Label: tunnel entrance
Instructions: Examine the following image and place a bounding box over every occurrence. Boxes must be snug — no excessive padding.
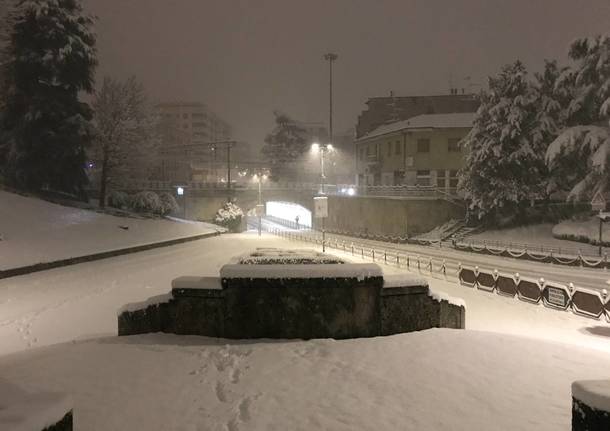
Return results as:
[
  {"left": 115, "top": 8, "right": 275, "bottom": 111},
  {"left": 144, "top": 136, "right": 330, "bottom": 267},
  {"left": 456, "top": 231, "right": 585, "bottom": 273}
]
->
[{"left": 264, "top": 201, "right": 312, "bottom": 229}]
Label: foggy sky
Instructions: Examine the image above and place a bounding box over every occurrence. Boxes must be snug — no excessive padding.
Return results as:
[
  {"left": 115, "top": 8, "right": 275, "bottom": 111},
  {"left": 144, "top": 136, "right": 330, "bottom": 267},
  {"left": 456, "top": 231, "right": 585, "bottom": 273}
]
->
[{"left": 84, "top": 0, "right": 610, "bottom": 150}]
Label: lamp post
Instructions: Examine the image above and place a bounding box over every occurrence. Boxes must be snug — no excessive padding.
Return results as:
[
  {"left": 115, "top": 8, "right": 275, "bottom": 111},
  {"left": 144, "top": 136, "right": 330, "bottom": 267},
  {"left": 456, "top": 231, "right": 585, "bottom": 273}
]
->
[
  {"left": 323, "top": 52, "right": 338, "bottom": 151},
  {"left": 311, "top": 142, "right": 334, "bottom": 194},
  {"left": 254, "top": 172, "right": 267, "bottom": 236}
]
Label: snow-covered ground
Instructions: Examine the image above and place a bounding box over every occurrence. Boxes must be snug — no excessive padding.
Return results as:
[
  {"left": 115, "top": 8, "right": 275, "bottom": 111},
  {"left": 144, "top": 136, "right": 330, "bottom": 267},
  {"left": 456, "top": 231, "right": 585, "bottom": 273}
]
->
[
  {"left": 469, "top": 222, "right": 610, "bottom": 255},
  {"left": 1, "top": 232, "right": 609, "bottom": 430},
  {"left": 0, "top": 190, "right": 223, "bottom": 270},
  {"left": 554, "top": 216, "right": 610, "bottom": 245}
]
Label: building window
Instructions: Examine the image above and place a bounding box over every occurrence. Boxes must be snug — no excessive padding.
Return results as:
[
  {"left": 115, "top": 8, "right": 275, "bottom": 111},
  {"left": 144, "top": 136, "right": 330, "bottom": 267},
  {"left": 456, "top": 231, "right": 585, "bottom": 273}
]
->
[
  {"left": 449, "top": 170, "right": 459, "bottom": 188},
  {"left": 395, "top": 141, "right": 402, "bottom": 155},
  {"left": 366, "top": 145, "right": 374, "bottom": 156},
  {"left": 448, "top": 138, "right": 461, "bottom": 152},
  {"left": 416, "top": 169, "right": 431, "bottom": 186},
  {"left": 183, "top": 113, "right": 188, "bottom": 119},
  {"left": 437, "top": 170, "right": 446, "bottom": 188},
  {"left": 360, "top": 147, "right": 365, "bottom": 160},
  {"left": 387, "top": 142, "right": 392, "bottom": 157},
  {"left": 417, "top": 139, "right": 430, "bottom": 153}
]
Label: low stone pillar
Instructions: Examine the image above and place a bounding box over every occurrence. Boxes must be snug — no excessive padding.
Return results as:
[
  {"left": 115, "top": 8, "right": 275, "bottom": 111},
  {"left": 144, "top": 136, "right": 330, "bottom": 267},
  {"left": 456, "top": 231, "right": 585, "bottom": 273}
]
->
[{"left": 572, "top": 380, "right": 610, "bottom": 430}]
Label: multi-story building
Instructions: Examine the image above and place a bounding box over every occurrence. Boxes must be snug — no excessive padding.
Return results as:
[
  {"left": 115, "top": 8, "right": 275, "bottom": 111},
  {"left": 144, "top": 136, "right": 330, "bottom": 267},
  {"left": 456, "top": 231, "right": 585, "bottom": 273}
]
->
[
  {"left": 354, "top": 112, "right": 475, "bottom": 189},
  {"left": 154, "top": 102, "right": 233, "bottom": 183}
]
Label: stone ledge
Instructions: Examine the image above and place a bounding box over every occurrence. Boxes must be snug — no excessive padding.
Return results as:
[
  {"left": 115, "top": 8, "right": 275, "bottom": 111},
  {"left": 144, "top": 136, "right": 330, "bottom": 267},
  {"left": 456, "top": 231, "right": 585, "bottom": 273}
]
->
[
  {"left": 572, "top": 380, "right": 610, "bottom": 430},
  {"left": 119, "top": 274, "right": 466, "bottom": 339}
]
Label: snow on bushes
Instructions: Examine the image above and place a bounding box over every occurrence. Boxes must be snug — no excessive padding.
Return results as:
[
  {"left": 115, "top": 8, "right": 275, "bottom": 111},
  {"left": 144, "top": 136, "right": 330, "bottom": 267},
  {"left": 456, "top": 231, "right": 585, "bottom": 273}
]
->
[
  {"left": 130, "top": 191, "right": 162, "bottom": 214},
  {"left": 214, "top": 201, "right": 244, "bottom": 231},
  {"left": 107, "top": 191, "right": 130, "bottom": 209},
  {"left": 158, "top": 192, "right": 179, "bottom": 216}
]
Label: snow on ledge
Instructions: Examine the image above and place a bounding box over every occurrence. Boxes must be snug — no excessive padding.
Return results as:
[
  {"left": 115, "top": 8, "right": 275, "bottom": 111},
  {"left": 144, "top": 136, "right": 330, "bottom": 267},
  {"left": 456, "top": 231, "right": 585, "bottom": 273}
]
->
[
  {"left": 0, "top": 378, "right": 72, "bottom": 431},
  {"left": 220, "top": 263, "right": 382, "bottom": 280},
  {"left": 572, "top": 380, "right": 610, "bottom": 412},
  {"left": 117, "top": 292, "right": 173, "bottom": 315},
  {"left": 171, "top": 276, "right": 222, "bottom": 290},
  {"left": 428, "top": 289, "right": 466, "bottom": 308},
  {"left": 383, "top": 274, "right": 429, "bottom": 288}
]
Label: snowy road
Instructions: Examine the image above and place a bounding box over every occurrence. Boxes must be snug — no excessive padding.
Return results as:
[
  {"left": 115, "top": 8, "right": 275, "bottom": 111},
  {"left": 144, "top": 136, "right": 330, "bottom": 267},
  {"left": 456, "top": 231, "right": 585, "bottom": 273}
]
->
[
  {"left": 263, "top": 223, "right": 610, "bottom": 291},
  {"left": 1, "top": 232, "right": 609, "bottom": 357}
]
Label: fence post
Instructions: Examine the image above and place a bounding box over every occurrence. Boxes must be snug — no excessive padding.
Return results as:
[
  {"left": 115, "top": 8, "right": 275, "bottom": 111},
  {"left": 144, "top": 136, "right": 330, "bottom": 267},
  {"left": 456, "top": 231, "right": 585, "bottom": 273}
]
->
[
  {"left": 417, "top": 256, "right": 421, "bottom": 271},
  {"left": 384, "top": 251, "right": 387, "bottom": 263},
  {"left": 372, "top": 250, "right": 375, "bottom": 261}
]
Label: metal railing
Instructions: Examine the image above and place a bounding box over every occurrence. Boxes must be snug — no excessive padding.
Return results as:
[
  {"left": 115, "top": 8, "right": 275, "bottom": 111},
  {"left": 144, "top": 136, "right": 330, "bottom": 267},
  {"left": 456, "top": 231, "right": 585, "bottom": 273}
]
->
[{"left": 265, "top": 226, "right": 610, "bottom": 322}]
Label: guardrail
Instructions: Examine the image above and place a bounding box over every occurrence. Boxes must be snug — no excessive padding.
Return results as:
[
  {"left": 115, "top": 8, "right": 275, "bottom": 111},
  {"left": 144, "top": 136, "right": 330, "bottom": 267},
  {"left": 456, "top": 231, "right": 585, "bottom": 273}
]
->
[
  {"left": 454, "top": 239, "right": 609, "bottom": 267},
  {"left": 90, "top": 181, "right": 461, "bottom": 199},
  {"left": 266, "top": 227, "right": 610, "bottom": 323}
]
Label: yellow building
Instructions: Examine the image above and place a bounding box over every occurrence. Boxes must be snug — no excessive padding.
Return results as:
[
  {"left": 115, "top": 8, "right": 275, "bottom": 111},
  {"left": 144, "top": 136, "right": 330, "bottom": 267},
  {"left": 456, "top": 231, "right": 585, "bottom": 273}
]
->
[{"left": 354, "top": 113, "right": 474, "bottom": 190}]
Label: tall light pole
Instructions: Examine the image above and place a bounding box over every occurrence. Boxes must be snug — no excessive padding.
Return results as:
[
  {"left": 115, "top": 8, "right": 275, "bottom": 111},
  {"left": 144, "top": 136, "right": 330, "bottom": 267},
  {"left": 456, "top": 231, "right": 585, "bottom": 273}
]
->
[{"left": 323, "top": 53, "right": 338, "bottom": 147}]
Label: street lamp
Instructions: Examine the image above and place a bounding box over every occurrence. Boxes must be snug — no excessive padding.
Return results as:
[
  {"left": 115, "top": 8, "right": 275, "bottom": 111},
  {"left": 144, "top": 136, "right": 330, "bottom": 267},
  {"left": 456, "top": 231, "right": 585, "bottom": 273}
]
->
[
  {"left": 253, "top": 172, "right": 267, "bottom": 236},
  {"left": 311, "top": 142, "right": 335, "bottom": 194}
]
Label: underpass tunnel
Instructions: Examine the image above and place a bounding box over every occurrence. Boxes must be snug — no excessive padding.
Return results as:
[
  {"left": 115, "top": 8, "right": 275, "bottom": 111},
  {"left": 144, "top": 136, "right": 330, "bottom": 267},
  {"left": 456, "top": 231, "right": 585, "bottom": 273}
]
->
[{"left": 264, "top": 201, "right": 312, "bottom": 229}]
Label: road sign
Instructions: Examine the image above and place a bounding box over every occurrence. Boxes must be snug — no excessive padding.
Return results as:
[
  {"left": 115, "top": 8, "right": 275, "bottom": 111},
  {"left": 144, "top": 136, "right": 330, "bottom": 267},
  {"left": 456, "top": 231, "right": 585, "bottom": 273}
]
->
[
  {"left": 314, "top": 196, "right": 328, "bottom": 218},
  {"left": 591, "top": 191, "right": 606, "bottom": 212},
  {"left": 255, "top": 204, "right": 265, "bottom": 217}
]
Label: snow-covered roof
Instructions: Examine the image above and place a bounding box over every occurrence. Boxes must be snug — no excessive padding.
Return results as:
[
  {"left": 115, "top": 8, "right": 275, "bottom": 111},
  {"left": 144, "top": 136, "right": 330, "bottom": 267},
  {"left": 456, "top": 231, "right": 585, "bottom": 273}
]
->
[{"left": 356, "top": 112, "right": 475, "bottom": 142}]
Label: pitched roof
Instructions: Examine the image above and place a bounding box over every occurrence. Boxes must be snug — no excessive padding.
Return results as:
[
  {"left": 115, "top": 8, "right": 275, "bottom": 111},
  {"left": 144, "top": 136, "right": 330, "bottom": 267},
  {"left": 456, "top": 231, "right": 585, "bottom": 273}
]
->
[{"left": 356, "top": 112, "right": 475, "bottom": 142}]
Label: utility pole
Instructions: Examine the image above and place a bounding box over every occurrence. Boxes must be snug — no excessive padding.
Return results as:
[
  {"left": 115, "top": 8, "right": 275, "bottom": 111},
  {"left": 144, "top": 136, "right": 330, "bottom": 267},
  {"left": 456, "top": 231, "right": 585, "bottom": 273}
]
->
[{"left": 227, "top": 142, "right": 232, "bottom": 191}]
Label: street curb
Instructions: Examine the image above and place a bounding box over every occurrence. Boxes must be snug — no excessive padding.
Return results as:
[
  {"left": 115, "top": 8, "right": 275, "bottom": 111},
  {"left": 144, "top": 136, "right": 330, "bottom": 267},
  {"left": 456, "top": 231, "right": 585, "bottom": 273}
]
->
[{"left": 0, "top": 231, "right": 223, "bottom": 280}]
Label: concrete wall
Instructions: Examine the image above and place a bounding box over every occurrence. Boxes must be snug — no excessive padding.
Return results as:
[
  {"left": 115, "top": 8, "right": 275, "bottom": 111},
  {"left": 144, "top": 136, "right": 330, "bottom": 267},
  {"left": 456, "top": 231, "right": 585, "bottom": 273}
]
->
[{"left": 323, "top": 195, "right": 464, "bottom": 236}]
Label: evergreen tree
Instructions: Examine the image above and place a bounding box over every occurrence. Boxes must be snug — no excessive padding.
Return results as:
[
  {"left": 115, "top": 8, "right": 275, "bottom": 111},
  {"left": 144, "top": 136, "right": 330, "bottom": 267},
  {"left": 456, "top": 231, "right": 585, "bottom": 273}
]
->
[
  {"left": 545, "top": 35, "right": 610, "bottom": 201},
  {"left": 91, "top": 76, "right": 159, "bottom": 208},
  {"left": 459, "top": 61, "right": 544, "bottom": 222},
  {"left": 261, "top": 111, "right": 308, "bottom": 181},
  {"left": 532, "top": 60, "right": 570, "bottom": 197},
  {"left": 1, "top": 0, "right": 97, "bottom": 198}
]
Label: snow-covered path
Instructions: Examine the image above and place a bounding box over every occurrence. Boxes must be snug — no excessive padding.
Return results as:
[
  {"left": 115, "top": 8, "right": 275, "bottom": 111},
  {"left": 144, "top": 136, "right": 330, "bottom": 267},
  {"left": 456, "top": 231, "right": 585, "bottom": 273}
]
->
[
  {"left": 1, "top": 232, "right": 609, "bottom": 357},
  {"left": 281, "top": 228, "right": 610, "bottom": 291}
]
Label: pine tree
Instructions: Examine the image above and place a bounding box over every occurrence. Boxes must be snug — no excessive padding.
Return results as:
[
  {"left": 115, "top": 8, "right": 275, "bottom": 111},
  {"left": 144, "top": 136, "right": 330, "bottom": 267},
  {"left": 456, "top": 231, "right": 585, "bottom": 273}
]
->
[
  {"left": 531, "top": 59, "right": 570, "bottom": 197},
  {"left": 459, "top": 61, "right": 545, "bottom": 222},
  {"left": 1, "top": 0, "right": 97, "bottom": 198},
  {"left": 261, "top": 111, "right": 308, "bottom": 181},
  {"left": 91, "top": 76, "right": 159, "bottom": 208},
  {"left": 545, "top": 35, "right": 610, "bottom": 201}
]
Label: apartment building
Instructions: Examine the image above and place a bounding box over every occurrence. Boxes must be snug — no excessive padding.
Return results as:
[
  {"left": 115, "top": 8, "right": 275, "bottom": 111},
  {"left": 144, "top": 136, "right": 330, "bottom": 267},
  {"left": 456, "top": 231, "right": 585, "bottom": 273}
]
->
[{"left": 354, "top": 112, "right": 475, "bottom": 189}]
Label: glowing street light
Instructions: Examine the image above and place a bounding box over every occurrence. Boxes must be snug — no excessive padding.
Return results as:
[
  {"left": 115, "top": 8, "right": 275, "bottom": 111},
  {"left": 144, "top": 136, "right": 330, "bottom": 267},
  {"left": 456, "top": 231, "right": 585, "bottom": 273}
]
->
[{"left": 311, "top": 142, "right": 335, "bottom": 194}]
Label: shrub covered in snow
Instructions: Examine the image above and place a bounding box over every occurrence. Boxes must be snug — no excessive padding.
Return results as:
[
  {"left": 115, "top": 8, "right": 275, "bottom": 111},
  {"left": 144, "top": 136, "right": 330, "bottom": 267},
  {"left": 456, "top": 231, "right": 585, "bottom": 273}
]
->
[
  {"left": 130, "top": 191, "right": 162, "bottom": 214},
  {"left": 214, "top": 201, "right": 244, "bottom": 232},
  {"left": 107, "top": 191, "right": 130, "bottom": 209},
  {"left": 158, "top": 192, "right": 179, "bottom": 216}
]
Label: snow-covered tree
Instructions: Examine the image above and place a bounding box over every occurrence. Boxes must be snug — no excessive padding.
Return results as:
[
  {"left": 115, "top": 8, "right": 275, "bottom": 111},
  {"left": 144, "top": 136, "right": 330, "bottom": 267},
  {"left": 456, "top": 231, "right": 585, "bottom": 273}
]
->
[
  {"left": 459, "top": 61, "right": 545, "bottom": 221},
  {"left": 214, "top": 201, "right": 243, "bottom": 231},
  {"left": 545, "top": 35, "right": 610, "bottom": 202},
  {"left": 261, "top": 111, "right": 308, "bottom": 181},
  {"left": 1, "top": 0, "right": 97, "bottom": 198},
  {"left": 91, "top": 75, "right": 159, "bottom": 208}
]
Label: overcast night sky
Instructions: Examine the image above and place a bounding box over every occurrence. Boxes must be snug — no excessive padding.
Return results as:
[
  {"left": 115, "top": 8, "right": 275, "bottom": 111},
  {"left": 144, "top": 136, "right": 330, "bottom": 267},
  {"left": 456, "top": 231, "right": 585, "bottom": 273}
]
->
[{"left": 84, "top": 0, "right": 610, "bottom": 149}]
